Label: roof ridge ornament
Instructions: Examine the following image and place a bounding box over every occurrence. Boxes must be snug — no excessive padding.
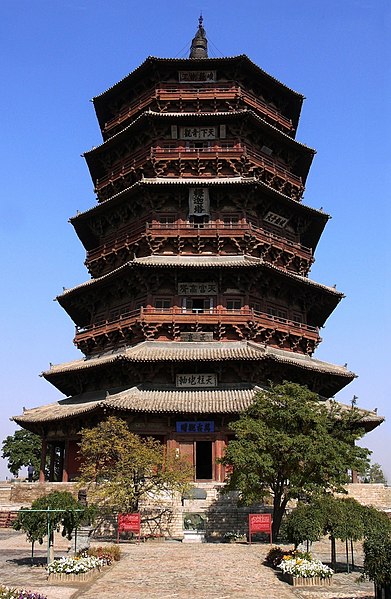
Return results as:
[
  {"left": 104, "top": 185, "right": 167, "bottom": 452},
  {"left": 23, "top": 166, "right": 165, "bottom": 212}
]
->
[{"left": 189, "top": 14, "right": 208, "bottom": 59}]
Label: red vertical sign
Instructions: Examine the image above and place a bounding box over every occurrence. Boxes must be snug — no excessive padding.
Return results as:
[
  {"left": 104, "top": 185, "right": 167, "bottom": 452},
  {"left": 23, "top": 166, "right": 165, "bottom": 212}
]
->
[
  {"left": 249, "top": 513, "right": 272, "bottom": 544},
  {"left": 117, "top": 512, "right": 141, "bottom": 543}
]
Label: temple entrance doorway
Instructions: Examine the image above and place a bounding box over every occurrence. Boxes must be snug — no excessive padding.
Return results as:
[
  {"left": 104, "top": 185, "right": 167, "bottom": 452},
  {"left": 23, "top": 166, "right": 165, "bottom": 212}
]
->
[
  {"left": 196, "top": 440, "right": 212, "bottom": 480},
  {"left": 178, "top": 439, "right": 214, "bottom": 481}
]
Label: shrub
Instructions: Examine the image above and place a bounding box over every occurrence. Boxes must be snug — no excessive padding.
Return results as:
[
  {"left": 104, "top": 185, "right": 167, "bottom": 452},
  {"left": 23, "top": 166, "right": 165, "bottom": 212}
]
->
[
  {"left": 82, "top": 544, "right": 121, "bottom": 564},
  {"left": 363, "top": 534, "right": 391, "bottom": 586},
  {"left": 265, "top": 546, "right": 293, "bottom": 567}
]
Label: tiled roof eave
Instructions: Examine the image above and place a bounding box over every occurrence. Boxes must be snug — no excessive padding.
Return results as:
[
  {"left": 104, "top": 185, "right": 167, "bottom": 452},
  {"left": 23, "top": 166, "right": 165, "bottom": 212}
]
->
[
  {"left": 92, "top": 55, "right": 304, "bottom": 102},
  {"left": 13, "top": 385, "right": 381, "bottom": 431},
  {"left": 42, "top": 341, "right": 356, "bottom": 380},
  {"left": 70, "top": 177, "right": 330, "bottom": 223},
  {"left": 57, "top": 255, "right": 342, "bottom": 300},
  {"left": 84, "top": 109, "right": 315, "bottom": 156}
]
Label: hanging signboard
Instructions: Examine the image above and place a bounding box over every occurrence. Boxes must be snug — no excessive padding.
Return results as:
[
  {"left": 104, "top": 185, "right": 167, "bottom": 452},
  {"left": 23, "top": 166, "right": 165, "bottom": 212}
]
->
[
  {"left": 188, "top": 187, "right": 210, "bottom": 216},
  {"left": 176, "top": 374, "right": 217, "bottom": 388},
  {"left": 264, "top": 211, "right": 289, "bottom": 228},
  {"left": 178, "top": 70, "right": 216, "bottom": 83},
  {"left": 180, "top": 126, "right": 217, "bottom": 140},
  {"left": 117, "top": 512, "right": 141, "bottom": 543},
  {"left": 176, "top": 421, "right": 215, "bottom": 433},
  {"left": 249, "top": 513, "right": 272, "bottom": 544},
  {"left": 178, "top": 281, "right": 217, "bottom": 295}
]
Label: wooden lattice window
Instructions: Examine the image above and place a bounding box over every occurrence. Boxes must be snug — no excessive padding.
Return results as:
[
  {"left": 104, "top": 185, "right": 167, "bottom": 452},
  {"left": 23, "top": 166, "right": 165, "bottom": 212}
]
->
[
  {"left": 154, "top": 298, "right": 172, "bottom": 311},
  {"left": 267, "top": 305, "right": 287, "bottom": 321},
  {"left": 226, "top": 298, "right": 242, "bottom": 311}
]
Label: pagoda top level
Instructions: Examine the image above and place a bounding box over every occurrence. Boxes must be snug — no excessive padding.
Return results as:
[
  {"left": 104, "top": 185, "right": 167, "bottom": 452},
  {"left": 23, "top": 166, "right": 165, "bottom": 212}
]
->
[{"left": 92, "top": 54, "right": 305, "bottom": 136}]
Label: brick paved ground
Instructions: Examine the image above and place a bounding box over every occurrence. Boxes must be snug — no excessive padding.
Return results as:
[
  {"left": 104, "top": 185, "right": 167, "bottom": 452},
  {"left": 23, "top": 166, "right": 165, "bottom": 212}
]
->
[{"left": 0, "top": 530, "right": 375, "bottom": 599}]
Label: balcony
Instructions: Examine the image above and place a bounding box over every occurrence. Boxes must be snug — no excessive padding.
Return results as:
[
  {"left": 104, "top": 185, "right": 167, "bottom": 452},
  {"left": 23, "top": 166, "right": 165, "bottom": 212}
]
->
[
  {"left": 103, "top": 83, "right": 294, "bottom": 136},
  {"left": 85, "top": 219, "right": 312, "bottom": 272},
  {"left": 94, "top": 141, "right": 304, "bottom": 199},
  {"left": 74, "top": 306, "right": 320, "bottom": 348}
]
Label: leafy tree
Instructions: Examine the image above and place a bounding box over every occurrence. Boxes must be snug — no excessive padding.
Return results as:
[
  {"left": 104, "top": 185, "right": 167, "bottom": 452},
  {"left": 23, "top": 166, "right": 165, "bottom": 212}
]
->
[
  {"left": 363, "top": 532, "right": 391, "bottom": 587},
  {"left": 221, "top": 382, "right": 370, "bottom": 538},
  {"left": 283, "top": 501, "right": 324, "bottom": 549},
  {"left": 359, "top": 462, "right": 387, "bottom": 484},
  {"left": 1, "top": 429, "right": 42, "bottom": 479},
  {"left": 362, "top": 505, "right": 391, "bottom": 539},
  {"left": 284, "top": 495, "right": 391, "bottom": 571},
  {"left": 13, "top": 490, "right": 95, "bottom": 561},
  {"left": 78, "top": 416, "right": 191, "bottom": 514}
]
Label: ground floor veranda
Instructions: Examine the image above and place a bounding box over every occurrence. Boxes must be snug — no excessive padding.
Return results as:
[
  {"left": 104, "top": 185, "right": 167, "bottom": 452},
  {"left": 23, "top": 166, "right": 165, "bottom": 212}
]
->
[{"left": 39, "top": 426, "right": 232, "bottom": 484}]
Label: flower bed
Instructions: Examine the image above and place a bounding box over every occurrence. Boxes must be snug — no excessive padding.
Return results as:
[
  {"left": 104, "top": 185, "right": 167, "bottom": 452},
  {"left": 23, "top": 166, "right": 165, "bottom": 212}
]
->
[
  {"left": 47, "top": 555, "right": 104, "bottom": 582},
  {"left": 278, "top": 555, "right": 333, "bottom": 587},
  {"left": 0, "top": 587, "right": 47, "bottom": 599}
]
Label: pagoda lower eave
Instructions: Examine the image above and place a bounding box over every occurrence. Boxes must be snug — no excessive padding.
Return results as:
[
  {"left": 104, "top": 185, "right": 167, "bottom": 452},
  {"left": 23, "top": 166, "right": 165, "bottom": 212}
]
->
[
  {"left": 40, "top": 340, "right": 355, "bottom": 398},
  {"left": 13, "top": 382, "right": 382, "bottom": 436}
]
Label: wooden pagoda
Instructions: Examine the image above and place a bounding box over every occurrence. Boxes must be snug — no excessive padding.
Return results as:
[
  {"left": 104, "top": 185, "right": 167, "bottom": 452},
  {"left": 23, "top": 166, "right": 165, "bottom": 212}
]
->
[{"left": 14, "top": 18, "right": 381, "bottom": 484}]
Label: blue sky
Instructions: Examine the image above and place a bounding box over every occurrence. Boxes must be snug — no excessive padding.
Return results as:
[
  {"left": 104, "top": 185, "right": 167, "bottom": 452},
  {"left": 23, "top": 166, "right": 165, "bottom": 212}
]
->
[{"left": 1, "top": 0, "right": 390, "bottom": 480}]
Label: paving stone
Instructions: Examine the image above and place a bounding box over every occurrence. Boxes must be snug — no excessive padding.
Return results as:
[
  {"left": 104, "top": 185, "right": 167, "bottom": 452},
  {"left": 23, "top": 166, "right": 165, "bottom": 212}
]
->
[{"left": 0, "top": 530, "right": 375, "bottom": 599}]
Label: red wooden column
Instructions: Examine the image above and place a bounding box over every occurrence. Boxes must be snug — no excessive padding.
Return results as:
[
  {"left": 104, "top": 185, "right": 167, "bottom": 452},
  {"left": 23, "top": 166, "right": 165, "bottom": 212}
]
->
[
  {"left": 351, "top": 469, "right": 359, "bottom": 483},
  {"left": 39, "top": 439, "right": 47, "bottom": 483}
]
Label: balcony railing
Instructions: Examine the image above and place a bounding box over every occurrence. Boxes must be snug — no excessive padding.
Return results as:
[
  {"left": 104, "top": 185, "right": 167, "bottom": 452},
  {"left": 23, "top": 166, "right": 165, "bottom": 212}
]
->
[
  {"left": 94, "top": 141, "right": 303, "bottom": 196},
  {"left": 75, "top": 306, "right": 319, "bottom": 343},
  {"left": 85, "top": 219, "right": 312, "bottom": 265},
  {"left": 103, "top": 82, "right": 294, "bottom": 135}
]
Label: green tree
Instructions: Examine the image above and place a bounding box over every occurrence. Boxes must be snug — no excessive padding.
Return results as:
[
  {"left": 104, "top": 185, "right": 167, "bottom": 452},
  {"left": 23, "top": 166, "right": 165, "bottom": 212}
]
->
[
  {"left": 1, "top": 429, "right": 42, "bottom": 479},
  {"left": 359, "top": 462, "right": 387, "bottom": 484},
  {"left": 284, "top": 495, "right": 391, "bottom": 571},
  {"left": 78, "top": 416, "right": 191, "bottom": 514},
  {"left": 13, "top": 490, "right": 95, "bottom": 561},
  {"left": 363, "top": 532, "right": 391, "bottom": 587},
  {"left": 283, "top": 501, "right": 324, "bottom": 549},
  {"left": 221, "top": 382, "right": 370, "bottom": 538}
]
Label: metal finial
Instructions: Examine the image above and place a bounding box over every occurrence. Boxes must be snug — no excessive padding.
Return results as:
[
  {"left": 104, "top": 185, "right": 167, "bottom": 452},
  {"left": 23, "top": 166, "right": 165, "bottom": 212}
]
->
[{"left": 189, "top": 14, "right": 208, "bottom": 59}]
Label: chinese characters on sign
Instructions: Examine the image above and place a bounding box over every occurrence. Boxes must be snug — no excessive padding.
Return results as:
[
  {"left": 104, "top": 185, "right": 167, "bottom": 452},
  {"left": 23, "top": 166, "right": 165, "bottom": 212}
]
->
[
  {"left": 176, "top": 374, "right": 217, "bottom": 388},
  {"left": 178, "top": 70, "right": 216, "bottom": 82},
  {"left": 180, "top": 126, "right": 217, "bottom": 140},
  {"left": 248, "top": 514, "right": 272, "bottom": 544},
  {"left": 177, "top": 281, "right": 217, "bottom": 295},
  {"left": 264, "top": 211, "right": 289, "bottom": 228},
  {"left": 180, "top": 332, "right": 214, "bottom": 342},
  {"left": 117, "top": 513, "right": 141, "bottom": 543},
  {"left": 189, "top": 188, "right": 210, "bottom": 216},
  {"left": 176, "top": 421, "right": 215, "bottom": 433}
]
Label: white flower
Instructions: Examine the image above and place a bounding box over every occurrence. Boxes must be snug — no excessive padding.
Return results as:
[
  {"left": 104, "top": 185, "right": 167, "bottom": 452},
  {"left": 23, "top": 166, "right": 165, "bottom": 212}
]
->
[
  {"left": 47, "top": 555, "right": 103, "bottom": 575},
  {"left": 278, "top": 557, "right": 333, "bottom": 579}
]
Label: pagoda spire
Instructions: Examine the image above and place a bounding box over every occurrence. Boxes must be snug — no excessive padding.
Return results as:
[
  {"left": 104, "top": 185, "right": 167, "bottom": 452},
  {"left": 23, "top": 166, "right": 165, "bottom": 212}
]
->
[{"left": 189, "top": 14, "right": 208, "bottom": 59}]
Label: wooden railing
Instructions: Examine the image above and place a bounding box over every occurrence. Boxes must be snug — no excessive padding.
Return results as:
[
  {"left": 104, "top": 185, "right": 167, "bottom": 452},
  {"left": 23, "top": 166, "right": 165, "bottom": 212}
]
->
[
  {"left": 94, "top": 141, "right": 303, "bottom": 195},
  {"left": 103, "top": 82, "right": 294, "bottom": 135},
  {"left": 85, "top": 219, "right": 312, "bottom": 265},
  {"left": 75, "top": 306, "right": 319, "bottom": 341}
]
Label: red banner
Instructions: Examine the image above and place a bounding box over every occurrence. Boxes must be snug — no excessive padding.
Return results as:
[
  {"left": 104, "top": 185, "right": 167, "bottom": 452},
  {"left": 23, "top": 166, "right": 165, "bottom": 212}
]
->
[
  {"left": 117, "top": 513, "right": 141, "bottom": 543},
  {"left": 249, "top": 513, "right": 272, "bottom": 544}
]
